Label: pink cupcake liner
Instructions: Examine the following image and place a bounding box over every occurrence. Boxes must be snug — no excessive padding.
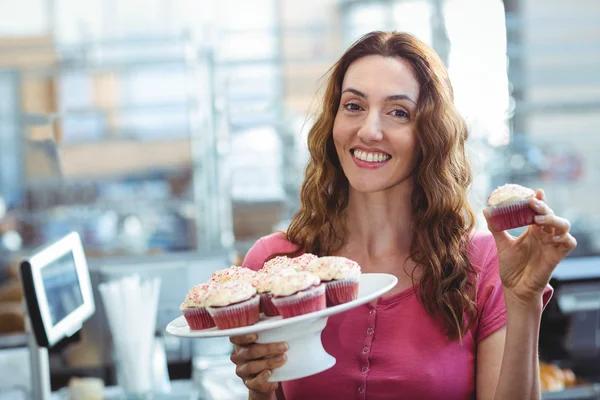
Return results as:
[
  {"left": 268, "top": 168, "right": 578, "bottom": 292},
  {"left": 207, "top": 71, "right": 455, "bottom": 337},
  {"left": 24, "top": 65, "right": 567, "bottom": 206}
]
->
[
  {"left": 260, "top": 293, "right": 280, "bottom": 317},
  {"left": 183, "top": 307, "right": 216, "bottom": 330},
  {"left": 271, "top": 284, "right": 326, "bottom": 319},
  {"left": 487, "top": 199, "right": 537, "bottom": 231},
  {"left": 207, "top": 295, "right": 260, "bottom": 330},
  {"left": 325, "top": 278, "right": 359, "bottom": 307}
]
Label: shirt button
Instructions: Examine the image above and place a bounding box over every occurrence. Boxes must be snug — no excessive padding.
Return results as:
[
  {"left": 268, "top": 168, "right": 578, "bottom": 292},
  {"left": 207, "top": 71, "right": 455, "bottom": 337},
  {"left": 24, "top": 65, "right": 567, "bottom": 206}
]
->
[
  {"left": 366, "top": 327, "right": 374, "bottom": 334},
  {"left": 362, "top": 346, "right": 369, "bottom": 354},
  {"left": 358, "top": 386, "right": 365, "bottom": 393},
  {"left": 362, "top": 365, "right": 369, "bottom": 373},
  {"left": 369, "top": 309, "right": 376, "bottom": 315}
]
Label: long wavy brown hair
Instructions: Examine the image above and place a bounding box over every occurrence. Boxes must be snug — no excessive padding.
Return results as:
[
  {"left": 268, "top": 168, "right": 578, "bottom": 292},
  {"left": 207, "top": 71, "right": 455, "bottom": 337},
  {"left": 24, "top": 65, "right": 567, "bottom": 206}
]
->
[{"left": 282, "top": 31, "right": 477, "bottom": 340}]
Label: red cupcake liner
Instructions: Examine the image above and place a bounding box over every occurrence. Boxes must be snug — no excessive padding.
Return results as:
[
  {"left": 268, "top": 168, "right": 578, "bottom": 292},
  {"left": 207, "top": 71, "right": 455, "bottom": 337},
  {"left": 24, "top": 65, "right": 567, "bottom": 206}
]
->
[
  {"left": 325, "top": 278, "right": 359, "bottom": 307},
  {"left": 487, "top": 199, "right": 537, "bottom": 231},
  {"left": 260, "top": 292, "right": 280, "bottom": 317},
  {"left": 271, "top": 284, "right": 326, "bottom": 319},
  {"left": 207, "top": 295, "right": 260, "bottom": 330},
  {"left": 182, "top": 307, "right": 216, "bottom": 330}
]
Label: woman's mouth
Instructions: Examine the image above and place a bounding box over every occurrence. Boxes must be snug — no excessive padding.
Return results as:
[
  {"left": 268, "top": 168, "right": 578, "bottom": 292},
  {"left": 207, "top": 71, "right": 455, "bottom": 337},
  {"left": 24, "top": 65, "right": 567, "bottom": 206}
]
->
[{"left": 350, "top": 149, "right": 391, "bottom": 169}]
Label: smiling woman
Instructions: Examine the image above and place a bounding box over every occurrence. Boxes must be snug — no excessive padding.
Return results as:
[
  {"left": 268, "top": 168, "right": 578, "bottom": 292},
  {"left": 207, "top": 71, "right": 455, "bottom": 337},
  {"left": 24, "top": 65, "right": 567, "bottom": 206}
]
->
[{"left": 229, "top": 31, "right": 576, "bottom": 400}]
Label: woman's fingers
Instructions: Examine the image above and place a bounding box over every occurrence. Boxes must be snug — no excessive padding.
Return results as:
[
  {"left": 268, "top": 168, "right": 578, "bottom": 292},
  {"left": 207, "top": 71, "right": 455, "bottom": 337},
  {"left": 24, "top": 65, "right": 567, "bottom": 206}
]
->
[
  {"left": 236, "top": 353, "right": 288, "bottom": 378},
  {"left": 534, "top": 214, "right": 571, "bottom": 236},
  {"left": 230, "top": 342, "right": 289, "bottom": 365},
  {"left": 529, "top": 197, "right": 553, "bottom": 216},
  {"left": 552, "top": 232, "right": 578, "bottom": 251},
  {"left": 230, "top": 334, "right": 258, "bottom": 346},
  {"left": 530, "top": 192, "right": 555, "bottom": 235},
  {"left": 244, "top": 370, "right": 280, "bottom": 394}
]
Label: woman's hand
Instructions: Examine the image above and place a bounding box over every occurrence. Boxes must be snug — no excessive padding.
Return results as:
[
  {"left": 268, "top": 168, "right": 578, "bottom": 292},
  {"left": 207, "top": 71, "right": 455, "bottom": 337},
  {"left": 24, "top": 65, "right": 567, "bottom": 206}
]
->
[
  {"left": 230, "top": 334, "right": 288, "bottom": 399},
  {"left": 484, "top": 189, "right": 577, "bottom": 306}
]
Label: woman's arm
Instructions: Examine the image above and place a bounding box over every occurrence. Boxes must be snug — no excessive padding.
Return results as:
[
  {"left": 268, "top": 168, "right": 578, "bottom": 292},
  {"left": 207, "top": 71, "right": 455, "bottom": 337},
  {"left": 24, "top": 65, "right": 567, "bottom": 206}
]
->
[
  {"left": 480, "top": 189, "right": 577, "bottom": 400},
  {"left": 476, "top": 297, "right": 544, "bottom": 400}
]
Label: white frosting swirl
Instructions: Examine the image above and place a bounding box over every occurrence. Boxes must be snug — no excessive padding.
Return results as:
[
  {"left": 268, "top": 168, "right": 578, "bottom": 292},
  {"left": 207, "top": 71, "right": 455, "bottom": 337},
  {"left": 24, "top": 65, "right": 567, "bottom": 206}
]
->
[
  {"left": 307, "top": 256, "right": 361, "bottom": 281},
  {"left": 269, "top": 271, "right": 321, "bottom": 297},
  {"left": 180, "top": 282, "right": 217, "bottom": 310},
  {"left": 210, "top": 266, "right": 256, "bottom": 284},
  {"left": 205, "top": 280, "right": 256, "bottom": 307},
  {"left": 488, "top": 184, "right": 535, "bottom": 206},
  {"left": 252, "top": 271, "right": 273, "bottom": 293},
  {"left": 261, "top": 253, "right": 319, "bottom": 274}
]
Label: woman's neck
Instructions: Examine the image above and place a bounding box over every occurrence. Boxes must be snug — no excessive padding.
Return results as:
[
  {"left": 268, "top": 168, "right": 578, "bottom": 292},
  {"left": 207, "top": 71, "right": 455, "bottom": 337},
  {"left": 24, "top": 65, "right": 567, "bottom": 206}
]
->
[{"left": 343, "top": 183, "right": 414, "bottom": 258}]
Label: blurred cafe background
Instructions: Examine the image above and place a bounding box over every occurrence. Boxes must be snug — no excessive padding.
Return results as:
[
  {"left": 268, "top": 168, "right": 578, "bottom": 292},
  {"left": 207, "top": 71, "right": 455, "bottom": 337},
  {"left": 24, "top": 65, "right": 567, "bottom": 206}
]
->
[{"left": 0, "top": 0, "right": 599, "bottom": 398}]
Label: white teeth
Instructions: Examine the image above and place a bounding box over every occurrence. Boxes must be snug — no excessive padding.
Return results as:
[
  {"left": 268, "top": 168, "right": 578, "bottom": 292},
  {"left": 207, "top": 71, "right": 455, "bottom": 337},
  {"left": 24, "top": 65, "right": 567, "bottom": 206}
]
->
[{"left": 353, "top": 150, "right": 390, "bottom": 163}]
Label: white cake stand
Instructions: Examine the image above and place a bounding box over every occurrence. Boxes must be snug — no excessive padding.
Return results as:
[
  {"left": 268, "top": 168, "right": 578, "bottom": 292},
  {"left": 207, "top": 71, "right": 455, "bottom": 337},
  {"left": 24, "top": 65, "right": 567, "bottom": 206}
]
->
[{"left": 166, "top": 273, "right": 397, "bottom": 382}]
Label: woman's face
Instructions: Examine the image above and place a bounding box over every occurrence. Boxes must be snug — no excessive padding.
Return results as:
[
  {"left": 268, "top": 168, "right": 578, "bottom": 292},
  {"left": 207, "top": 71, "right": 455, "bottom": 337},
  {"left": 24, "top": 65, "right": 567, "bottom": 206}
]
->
[{"left": 333, "top": 55, "right": 421, "bottom": 194}]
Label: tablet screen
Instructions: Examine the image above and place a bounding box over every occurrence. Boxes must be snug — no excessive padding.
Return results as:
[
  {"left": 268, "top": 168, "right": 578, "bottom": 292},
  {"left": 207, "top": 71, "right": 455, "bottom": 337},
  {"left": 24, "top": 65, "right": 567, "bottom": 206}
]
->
[{"left": 40, "top": 252, "right": 84, "bottom": 327}]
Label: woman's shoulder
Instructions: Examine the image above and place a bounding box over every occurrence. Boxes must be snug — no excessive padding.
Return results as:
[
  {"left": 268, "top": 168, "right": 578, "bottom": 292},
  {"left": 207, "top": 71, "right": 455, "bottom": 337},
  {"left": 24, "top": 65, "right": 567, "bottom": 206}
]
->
[{"left": 241, "top": 231, "right": 299, "bottom": 271}]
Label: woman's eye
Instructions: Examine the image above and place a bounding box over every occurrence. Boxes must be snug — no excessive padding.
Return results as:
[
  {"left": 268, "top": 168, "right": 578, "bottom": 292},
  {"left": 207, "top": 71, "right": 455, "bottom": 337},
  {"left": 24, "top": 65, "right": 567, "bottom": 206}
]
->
[
  {"left": 391, "top": 109, "right": 409, "bottom": 118},
  {"left": 343, "top": 102, "right": 361, "bottom": 111}
]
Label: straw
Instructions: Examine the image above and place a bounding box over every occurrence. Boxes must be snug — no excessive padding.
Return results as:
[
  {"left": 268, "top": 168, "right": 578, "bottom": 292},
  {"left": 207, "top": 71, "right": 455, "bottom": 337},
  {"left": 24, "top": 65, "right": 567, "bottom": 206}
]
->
[{"left": 99, "top": 274, "right": 161, "bottom": 394}]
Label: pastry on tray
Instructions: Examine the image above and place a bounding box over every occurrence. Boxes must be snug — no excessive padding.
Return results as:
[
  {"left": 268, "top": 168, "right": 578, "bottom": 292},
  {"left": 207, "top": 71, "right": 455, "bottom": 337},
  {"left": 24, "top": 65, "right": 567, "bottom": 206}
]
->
[
  {"left": 307, "top": 256, "right": 361, "bottom": 306},
  {"left": 180, "top": 282, "right": 218, "bottom": 330},
  {"left": 205, "top": 280, "right": 260, "bottom": 329},
  {"left": 270, "top": 271, "right": 326, "bottom": 318}
]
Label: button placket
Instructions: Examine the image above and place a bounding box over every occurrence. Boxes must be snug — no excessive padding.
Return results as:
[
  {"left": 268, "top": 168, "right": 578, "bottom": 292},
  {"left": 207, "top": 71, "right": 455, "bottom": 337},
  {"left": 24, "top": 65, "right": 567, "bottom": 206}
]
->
[{"left": 358, "top": 306, "right": 377, "bottom": 398}]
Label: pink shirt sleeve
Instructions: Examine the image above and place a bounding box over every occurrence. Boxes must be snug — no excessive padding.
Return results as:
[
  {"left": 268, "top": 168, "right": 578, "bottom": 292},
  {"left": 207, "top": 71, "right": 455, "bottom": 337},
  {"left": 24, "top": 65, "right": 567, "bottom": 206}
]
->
[
  {"left": 242, "top": 237, "right": 270, "bottom": 271},
  {"left": 241, "top": 232, "right": 299, "bottom": 271},
  {"left": 473, "top": 233, "right": 554, "bottom": 343}
]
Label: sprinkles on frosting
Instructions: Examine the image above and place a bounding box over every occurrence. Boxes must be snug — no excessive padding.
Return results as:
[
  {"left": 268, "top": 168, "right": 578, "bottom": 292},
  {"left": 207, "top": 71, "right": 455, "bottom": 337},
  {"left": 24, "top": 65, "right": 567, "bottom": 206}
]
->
[{"left": 210, "top": 265, "right": 257, "bottom": 284}]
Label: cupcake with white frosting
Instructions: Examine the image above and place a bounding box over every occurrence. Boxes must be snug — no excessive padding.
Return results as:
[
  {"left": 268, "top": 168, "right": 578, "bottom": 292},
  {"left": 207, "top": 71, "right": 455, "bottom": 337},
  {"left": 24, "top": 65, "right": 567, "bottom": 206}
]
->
[
  {"left": 262, "top": 253, "right": 318, "bottom": 274},
  {"left": 306, "top": 256, "right": 361, "bottom": 306},
  {"left": 252, "top": 271, "right": 280, "bottom": 317},
  {"left": 210, "top": 266, "right": 257, "bottom": 284},
  {"left": 270, "top": 271, "right": 326, "bottom": 318},
  {"left": 487, "top": 184, "right": 538, "bottom": 231},
  {"left": 180, "top": 282, "right": 217, "bottom": 330},
  {"left": 205, "top": 280, "right": 260, "bottom": 329}
]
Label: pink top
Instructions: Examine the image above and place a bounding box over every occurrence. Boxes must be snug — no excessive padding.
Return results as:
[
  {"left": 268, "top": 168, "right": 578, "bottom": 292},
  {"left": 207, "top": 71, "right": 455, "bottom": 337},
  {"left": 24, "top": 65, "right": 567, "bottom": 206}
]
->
[{"left": 243, "top": 231, "right": 553, "bottom": 400}]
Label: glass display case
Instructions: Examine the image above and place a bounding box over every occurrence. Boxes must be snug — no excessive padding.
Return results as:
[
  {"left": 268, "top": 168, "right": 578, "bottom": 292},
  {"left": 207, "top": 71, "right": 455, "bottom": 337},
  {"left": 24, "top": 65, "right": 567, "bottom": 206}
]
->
[{"left": 0, "top": 36, "right": 233, "bottom": 257}]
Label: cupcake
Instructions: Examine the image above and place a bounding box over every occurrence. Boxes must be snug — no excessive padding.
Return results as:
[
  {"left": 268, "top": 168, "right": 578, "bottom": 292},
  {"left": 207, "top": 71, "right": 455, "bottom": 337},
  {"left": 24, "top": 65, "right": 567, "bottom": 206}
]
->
[
  {"left": 270, "top": 271, "right": 326, "bottom": 319},
  {"left": 487, "top": 184, "right": 538, "bottom": 231},
  {"left": 261, "top": 253, "right": 319, "bottom": 274},
  {"left": 205, "top": 280, "right": 260, "bottom": 329},
  {"left": 252, "top": 272, "right": 280, "bottom": 317},
  {"left": 288, "top": 253, "right": 319, "bottom": 271},
  {"left": 180, "top": 282, "right": 217, "bottom": 330},
  {"left": 306, "top": 256, "right": 361, "bottom": 306},
  {"left": 210, "top": 266, "right": 257, "bottom": 284}
]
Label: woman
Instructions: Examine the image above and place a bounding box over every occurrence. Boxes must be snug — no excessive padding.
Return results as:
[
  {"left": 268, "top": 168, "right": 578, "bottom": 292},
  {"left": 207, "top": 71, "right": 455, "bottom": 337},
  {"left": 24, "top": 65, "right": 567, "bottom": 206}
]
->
[{"left": 230, "top": 31, "right": 576, "bottom": 400}]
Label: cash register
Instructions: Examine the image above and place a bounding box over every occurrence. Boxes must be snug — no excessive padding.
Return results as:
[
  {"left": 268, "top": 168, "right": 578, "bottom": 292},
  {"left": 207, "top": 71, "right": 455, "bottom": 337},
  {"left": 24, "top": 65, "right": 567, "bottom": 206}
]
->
[
  {"left": 20, "top": 232, "right": 95, "bottom": 400},
  {"left": 540, "top": 255, "right": 600, "bottom": 399}
]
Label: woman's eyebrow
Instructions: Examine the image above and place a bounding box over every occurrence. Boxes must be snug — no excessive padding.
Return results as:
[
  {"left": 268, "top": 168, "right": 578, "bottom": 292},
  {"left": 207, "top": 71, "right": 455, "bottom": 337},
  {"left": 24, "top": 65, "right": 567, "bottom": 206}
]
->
[{"left": 341, "top": 88, "right": 416, "bottom": 105}]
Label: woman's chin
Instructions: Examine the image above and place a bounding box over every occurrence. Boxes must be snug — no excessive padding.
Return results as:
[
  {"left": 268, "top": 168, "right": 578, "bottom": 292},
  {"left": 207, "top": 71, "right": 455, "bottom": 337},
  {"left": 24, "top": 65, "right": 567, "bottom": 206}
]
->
[{"left": 348, "top": 180, "right": 391, "bottom": 194}]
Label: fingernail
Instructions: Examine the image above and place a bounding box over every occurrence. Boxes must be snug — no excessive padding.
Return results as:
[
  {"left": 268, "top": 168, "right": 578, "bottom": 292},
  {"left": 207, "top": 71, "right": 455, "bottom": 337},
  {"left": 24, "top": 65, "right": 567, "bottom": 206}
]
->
[
  {"left": 277, "top": 343, "right": 288, "bottom": 352},
  {"left": 535, "top": 215, "right": 546, "bottom": 222},
  {"left": 553, "top": 235, "right": 562, "bottom": 240},
  {"left": 262, "top": 370, "right": 271, "bottom": 378},
  {"left": 247, "top": 334, "right": 257, "bottom": 341},
  {"left": 275, "top": 354, "right": 285, "bottom": 362}
]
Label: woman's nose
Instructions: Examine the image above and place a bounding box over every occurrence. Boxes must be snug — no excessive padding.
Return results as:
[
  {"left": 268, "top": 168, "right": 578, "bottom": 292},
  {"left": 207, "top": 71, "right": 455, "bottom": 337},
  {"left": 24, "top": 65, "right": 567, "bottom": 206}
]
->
[{"left": 357, "top": 112, "right": 383, "bottom": 143}]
